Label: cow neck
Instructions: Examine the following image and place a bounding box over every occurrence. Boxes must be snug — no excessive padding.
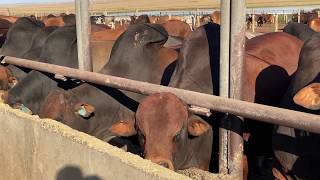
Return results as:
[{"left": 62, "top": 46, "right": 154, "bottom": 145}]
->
[
  {"left": 100, "top": 48, "right": 167, "bottom": 102},
  {"left": 169, "top": 23, "right": 220, "bottom": 96}
]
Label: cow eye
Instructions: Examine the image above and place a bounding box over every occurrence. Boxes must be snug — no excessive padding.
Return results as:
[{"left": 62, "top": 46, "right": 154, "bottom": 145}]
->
[
  {"left": 173, "top": 131, "right": 181, "bottom": 142},
  {"left": 138, "top": 130, "right": 145, "bottom": 145}
]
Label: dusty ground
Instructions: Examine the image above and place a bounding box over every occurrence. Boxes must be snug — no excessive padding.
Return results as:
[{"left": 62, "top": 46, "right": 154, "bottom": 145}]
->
[{"left": 248, "top": 23, "right": 287, "bottom": 34}]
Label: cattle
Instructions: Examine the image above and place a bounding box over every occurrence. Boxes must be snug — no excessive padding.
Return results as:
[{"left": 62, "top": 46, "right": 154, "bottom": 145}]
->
[
  {"left": 283, "top": 21, "right": 318, "bottom": 41},
  {"left": 0, "top": 15, "right": 18, "bottom": 24},
  {"left": 43, "top": 14, "right": 76, "bottom": 27},
  {"left": 308, "top": 18, "right": 320, "bottom": 32},
  {"left": 149, "top": 15, "right": 159, "bottom": 23},
  {"left": 90, "top": 40, "right": 115, "bottom": 72},
  {"left": 1, "top": 17, "right": 45, "bottom": 58},
  {"left": 292, "top": 12, "right": 318, "bottom": 24},
  {"left": 116, "top": 92, "right": 213, "bottom": 170},
  {"left": 211, "top": 11, "right": 220, "bottom": 24},
  {"left": 0, "top": 17, "right": 115, "bottom": 90},
  {"left": 272, "top": 33, "right": 320, "bottom": 180},
  {"left": 90, "top": 27, "right": 126, "bottom": 41},
  {"left": 131, "top": 14, "right": 150, "bottom": 24},
  {"left": 37, "top": 23, "right": 177, "bottom": 153},
  {"left": 109, "top": 23, "right": 303, "bottom": 177},
  {"left": 110, "top": 23, "right": 220, "bottom": 172},
  {"left": 0, "top": 18, "right": 12, "bottom": 47},
  {"left": 160, "top": 20, "right": 192, "bottom": 39},
  {"left": 90, "top": 23, "right": 110, "bottom": 32},
  {"left": 3, "top": 25, "right": 79, "bottom": 114},
  {"left": 159, "top": 20, "right": 192, "bottom": 50},
  {"left": 245, "top": 32, "right": 303, "bottom": 180},
  {"left": 0, "top": 17, "right": 56, "bottom": 90}
]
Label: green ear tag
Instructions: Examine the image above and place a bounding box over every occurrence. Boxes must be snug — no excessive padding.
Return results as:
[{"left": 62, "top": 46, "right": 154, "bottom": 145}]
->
[
  {"left": 20, "top": 104, "right": 32, "bottom": 115},
  {"left": 78, "top": 106, "right": 87, "bottom": 117}
]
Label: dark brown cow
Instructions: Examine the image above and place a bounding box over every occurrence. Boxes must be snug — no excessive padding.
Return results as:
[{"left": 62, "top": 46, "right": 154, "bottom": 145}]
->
[
  {"left": 109, "top": 23, "right": 303, "bottom": 177},
  {"left": 38, "top": 23, "right": 178, "bottom": 153},
  {"left": 245, "top": 32, "right": 303, "bottom": 179},
  {"left": 273, "top": 33, "right": 320, "bottom": 180}
]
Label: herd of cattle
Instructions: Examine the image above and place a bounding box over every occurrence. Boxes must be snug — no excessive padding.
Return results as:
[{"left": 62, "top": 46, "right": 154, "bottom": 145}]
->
[{"left": 0, "top": 12, "right": 319, "bottom": 180}]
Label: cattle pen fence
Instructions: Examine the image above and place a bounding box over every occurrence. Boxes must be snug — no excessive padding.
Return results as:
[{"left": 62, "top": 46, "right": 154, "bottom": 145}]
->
[{"left": 2, "top": 0, "right": 320, "bottom": 179}]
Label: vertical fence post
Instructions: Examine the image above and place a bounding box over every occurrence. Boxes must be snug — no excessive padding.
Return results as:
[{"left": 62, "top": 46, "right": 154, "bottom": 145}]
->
[
  {"left": 219, "top": 0, "right": 231, "bottom": 175},
  {"left": 6, "top": 8, "right": 11, "bottom": 16},
  {"left": 229, "top": 0, "right": 245, "bottom": 178},
  {"left": 284, "top": 14, "right": 288, "bottom": 23},
  {"left": 275, "top": 14, "right": 279, "bottom": 32},
  {"left": 196, "top": 8, "right": 200, "bottom": 27},
  {"left": 298, "top": 10, "right": 301, "bottom": 23},
  {"left": 75, "top": 0, "right": 92, "bottom": 71},
  {"left": 252, "top": 9, "right": 255, "bottom": 33}
]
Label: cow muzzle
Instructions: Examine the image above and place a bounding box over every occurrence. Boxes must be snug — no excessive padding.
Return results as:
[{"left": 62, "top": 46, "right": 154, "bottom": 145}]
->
[
  {"left": 150, "top": 158, "right": 174, "bottom": 170},
  {"left": 0, "top": 90, "right": 8, "bottom": 103}
]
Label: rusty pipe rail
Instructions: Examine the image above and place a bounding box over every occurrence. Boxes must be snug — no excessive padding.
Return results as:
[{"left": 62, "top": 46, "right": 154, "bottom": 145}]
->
[{"left": 2, "top": 55, "right": 320, "bottom": 134}]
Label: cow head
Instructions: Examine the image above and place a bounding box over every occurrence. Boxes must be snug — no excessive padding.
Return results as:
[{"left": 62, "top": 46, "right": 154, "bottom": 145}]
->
[
  {"left": 39, "top": 90, "right": 93, "bottom": 132},
  {"left": 0, "top": 66, "right": 18, "bottom": 90},
  {"left": 110, "top": 92, "right": 211, "bottom": 170},
  {"left": 293, "top": 83, "right": 320, "bottom": 110}
]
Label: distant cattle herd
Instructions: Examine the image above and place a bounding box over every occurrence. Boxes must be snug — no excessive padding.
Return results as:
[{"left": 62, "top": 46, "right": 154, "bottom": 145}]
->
[{"left": 0, "top": 9, "right": 319, "bottom": 180}]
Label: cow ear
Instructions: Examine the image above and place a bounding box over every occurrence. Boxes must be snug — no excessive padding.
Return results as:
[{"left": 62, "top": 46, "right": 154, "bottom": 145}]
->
[
  {"left": 75, "top": 103, "right": 95, "bottom": 118},
  {"left": 293, "top": 83, "right": 320, "bottom": 110},
  {"left": 109, "top": 119, "right": 136, "bottom": 137},
  {"left": 188, "top": 119, "right": 210, "bottom": 137}
]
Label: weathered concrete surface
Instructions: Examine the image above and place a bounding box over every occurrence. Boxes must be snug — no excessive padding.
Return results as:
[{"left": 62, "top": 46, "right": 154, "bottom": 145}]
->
[{"left": 0, "top": 103, "right": 191, "bottom": 180}]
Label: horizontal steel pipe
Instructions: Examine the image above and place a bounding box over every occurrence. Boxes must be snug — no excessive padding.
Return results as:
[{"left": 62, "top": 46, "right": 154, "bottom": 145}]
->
[{"left": 2, "top": 55, "right": 320, "bottom": 134}]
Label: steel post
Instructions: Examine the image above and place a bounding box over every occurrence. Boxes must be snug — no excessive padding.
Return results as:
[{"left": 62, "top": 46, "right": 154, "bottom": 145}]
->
[
  {"left": 275, "top": 14, "right": 279, "bottom": 32},
  {"left": 252, "top": 9, "right": 255, "bottom": 33},
  {"left": 75, "top": 0, "right": 92, "bottom": 71},
  {"left": 229, "top": 0, "right": 246, "bottom": 178},
  {"left": 219, "top": 0, "right": 231, "bottom": 174}
]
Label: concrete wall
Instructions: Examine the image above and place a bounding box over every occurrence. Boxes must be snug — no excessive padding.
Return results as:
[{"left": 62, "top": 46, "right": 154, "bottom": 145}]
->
[{"left": 0, "top": 103, "right": 191, "bottom": 180}]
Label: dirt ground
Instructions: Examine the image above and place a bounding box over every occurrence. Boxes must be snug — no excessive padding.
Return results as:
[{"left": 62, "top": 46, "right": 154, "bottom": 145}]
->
[{"left": 247, "top": 23, "right": 287, "bottom": 34}]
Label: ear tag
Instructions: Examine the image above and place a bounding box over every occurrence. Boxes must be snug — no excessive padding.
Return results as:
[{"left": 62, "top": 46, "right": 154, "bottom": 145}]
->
[
  {"left": 78, "top": 106, "right": 88, "bottom": 117},
  {"left": 15, "top": 103, "right": 33, "bottom": 115}
]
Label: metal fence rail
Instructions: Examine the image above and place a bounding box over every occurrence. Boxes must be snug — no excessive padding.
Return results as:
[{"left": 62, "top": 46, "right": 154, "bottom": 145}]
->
[{"left": 2, "top": 55, "right": 320, "bottom": 134}]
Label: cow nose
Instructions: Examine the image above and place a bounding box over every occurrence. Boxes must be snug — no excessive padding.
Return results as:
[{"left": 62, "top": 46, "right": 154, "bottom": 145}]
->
[
  {"left": 155, "top": 160, "right": 174, "bottom": 170},
  {"left": 0, "top": 90, "right": 8, "bottom": 103},
  {"left": 159, "top": 161, "right": 170, "bottom": 168}
]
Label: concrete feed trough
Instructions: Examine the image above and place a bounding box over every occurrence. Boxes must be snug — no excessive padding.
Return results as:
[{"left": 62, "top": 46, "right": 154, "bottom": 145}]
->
[{"left": 0, "top": 103, "right": 222, "bottom": 180}]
